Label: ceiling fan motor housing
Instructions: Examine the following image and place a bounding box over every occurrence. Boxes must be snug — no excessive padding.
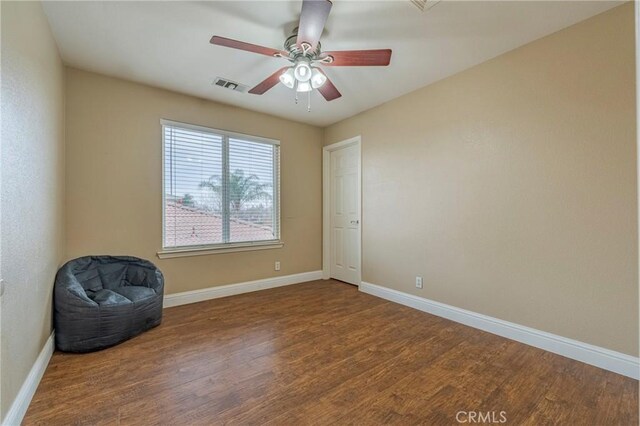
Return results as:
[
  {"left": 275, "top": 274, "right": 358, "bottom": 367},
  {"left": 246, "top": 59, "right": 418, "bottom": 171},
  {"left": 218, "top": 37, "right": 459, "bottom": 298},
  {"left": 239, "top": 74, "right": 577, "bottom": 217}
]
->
[{"left": 284, "top": 27, "right": 322, "bottom": 59}]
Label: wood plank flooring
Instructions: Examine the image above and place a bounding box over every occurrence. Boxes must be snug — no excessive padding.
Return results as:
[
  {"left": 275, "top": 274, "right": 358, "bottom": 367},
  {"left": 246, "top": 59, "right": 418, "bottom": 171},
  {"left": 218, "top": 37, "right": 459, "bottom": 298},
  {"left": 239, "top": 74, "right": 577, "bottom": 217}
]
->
[{"left": 23, "top": 280, "right": 638, "bottom": 425}]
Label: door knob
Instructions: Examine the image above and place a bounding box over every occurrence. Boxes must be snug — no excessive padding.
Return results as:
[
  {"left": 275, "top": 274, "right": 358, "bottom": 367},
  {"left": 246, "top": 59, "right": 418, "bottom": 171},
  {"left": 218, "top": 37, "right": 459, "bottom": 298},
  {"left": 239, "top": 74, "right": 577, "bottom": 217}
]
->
[{"left": 350, "top": 220, "right": 360, "bottom": 225}]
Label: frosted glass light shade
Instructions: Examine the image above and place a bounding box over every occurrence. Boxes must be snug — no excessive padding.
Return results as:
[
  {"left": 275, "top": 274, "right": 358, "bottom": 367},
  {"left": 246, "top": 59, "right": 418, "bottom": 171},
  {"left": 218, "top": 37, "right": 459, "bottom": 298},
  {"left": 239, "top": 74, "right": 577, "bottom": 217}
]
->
[
  {"left": 294, "top": 62, "right": 312, "bottom": 82},
  {"left": 310, "top": 68, "right": 327, "bottom": 89},
  {"left": 279, "top": 68, "right": 295, "bottom": 89},
  {"left": 296, "top": 81, "right": 312, "bottom": 92}
]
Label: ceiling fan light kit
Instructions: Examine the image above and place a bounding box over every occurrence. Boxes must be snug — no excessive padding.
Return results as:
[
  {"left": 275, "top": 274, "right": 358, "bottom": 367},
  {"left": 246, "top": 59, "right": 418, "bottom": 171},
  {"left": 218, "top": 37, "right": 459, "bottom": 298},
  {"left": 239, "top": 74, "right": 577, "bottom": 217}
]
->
[
  {"left": 279, "top": 59, "right": 327, "bottom": 92},
  {"left": 209, "top": 0, "right": 392, "bottom": 110}
]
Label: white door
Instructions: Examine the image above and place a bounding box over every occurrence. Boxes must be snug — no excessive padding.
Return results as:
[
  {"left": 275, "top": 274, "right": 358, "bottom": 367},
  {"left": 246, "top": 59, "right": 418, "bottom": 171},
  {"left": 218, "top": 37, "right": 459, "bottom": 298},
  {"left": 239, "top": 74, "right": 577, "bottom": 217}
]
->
[{"left": 330, "top": 144, "right": 360, "bottom": 285}]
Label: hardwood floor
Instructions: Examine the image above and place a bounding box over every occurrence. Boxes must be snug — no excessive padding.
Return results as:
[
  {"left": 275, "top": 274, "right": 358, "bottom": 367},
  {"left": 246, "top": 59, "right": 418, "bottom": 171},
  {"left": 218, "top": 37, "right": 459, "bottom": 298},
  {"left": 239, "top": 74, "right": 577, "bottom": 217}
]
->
[{"left": 24, "top": 280, "right": 638, "bottom": 425}]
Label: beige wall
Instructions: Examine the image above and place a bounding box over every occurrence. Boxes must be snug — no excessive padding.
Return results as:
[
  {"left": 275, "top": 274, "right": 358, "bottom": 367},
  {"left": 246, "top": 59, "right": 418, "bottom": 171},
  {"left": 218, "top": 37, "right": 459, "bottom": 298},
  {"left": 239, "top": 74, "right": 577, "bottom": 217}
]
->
[
  {"left": 65, "top": 68, "right": 323, "bottom": 295},
  {"left": 0, "top": 1, "right": 66, "bottom": 420},
  {"left": 324, "top": 4, "right": 638, "bottom": 356}
]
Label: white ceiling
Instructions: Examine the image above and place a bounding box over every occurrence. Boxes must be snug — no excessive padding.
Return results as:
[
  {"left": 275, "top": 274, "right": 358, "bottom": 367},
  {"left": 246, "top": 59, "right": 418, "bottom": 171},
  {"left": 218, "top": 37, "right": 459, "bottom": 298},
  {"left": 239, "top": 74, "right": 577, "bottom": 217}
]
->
[{"left": 42, "top": 1, "right": 621, "bottom": 127}]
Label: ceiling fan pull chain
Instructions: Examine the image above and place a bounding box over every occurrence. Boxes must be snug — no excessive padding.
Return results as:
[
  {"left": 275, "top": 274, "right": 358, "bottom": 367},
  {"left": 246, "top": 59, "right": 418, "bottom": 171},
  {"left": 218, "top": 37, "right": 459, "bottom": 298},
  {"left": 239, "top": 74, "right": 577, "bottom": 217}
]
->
[{"left": 307, "top": 91, "right": 311, "bottom": 112}]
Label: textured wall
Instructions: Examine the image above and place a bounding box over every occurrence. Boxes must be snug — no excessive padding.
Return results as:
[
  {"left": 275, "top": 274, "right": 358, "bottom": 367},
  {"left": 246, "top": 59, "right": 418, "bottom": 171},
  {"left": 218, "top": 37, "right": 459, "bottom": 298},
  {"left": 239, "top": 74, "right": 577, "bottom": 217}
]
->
[
  {"left": 0, "top": 1, "right": 66, "bottom": 419},
  {"left": 324, "top": 4, "right": 638, "bottom": 356},
  {"left": 64, "top": 68, "right": 323, "bottom": 295}
]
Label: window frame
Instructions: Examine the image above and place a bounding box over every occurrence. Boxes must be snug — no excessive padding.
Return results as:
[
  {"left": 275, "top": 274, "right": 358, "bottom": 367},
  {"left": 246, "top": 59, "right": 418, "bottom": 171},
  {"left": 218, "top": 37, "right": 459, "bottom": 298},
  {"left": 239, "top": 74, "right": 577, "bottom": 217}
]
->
[{"left": 158, "top": 119, "right": 282, "bottom": 259}]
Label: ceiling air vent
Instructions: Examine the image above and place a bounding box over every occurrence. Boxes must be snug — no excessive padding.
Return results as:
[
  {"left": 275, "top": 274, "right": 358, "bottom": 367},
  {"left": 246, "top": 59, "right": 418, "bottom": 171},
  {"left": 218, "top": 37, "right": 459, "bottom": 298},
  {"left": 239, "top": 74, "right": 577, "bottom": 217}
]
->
[
  {"left": 212, "top": 77, "right": 249, "bottom": 93},
  {"left": 410, "top": 0, "right": 441, "bottom": 12}
]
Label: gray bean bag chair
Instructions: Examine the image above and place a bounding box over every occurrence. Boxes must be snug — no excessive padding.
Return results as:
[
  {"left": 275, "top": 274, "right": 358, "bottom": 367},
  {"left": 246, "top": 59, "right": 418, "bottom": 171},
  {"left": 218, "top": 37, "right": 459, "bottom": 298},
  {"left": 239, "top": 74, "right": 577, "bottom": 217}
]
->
[{"left": 54, "top": 256, "right": 164, "bottom": 352}]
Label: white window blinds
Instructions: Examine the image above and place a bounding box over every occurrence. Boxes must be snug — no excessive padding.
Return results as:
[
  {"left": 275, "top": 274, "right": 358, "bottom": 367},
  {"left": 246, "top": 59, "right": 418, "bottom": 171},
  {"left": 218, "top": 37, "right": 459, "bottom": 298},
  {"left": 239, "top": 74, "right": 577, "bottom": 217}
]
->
[{"left": 162, "top": 120, "right": 280, "bottom": 249}]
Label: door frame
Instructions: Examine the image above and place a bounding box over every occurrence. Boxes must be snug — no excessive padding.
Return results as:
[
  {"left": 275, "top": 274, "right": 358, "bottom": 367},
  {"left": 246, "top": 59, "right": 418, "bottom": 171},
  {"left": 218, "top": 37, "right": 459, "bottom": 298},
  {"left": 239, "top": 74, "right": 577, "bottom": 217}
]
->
[{"left": 322, "top": 136, "right": 362, "bottom": 285}]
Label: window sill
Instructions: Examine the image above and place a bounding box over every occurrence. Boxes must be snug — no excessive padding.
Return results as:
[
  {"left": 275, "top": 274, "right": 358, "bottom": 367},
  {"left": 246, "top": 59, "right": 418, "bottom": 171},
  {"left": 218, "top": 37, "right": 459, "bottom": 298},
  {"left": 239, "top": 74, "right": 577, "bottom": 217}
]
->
[{"left": 157, "top": 242, "right": 284, "bottom": 259}]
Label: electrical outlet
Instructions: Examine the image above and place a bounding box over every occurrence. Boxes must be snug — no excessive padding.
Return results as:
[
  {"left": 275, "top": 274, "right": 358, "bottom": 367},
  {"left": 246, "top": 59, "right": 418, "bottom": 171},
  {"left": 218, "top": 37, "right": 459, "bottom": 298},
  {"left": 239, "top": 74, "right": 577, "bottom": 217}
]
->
[
  {"left": 275, "top": 261, "right": 281, "bottom": 271},
  {"left": 415, "top": 276, "right": 423, "bottom": 289}
]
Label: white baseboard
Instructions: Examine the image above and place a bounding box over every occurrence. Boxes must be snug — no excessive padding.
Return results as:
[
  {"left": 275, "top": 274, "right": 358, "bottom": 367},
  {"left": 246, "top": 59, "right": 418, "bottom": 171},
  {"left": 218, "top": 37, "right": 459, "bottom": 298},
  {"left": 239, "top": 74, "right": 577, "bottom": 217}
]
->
[
  {"left": 3, "top": 332, "right": 55, "bottom": 426},
  {"left": 4, "top": 278, "right": 632, "bottom": 426},
  {"left": 164, "top": 270, "right": 323, "bottom": 308},
  {"left": 360, "top": 281, "right": 639, "bottom": 380}
]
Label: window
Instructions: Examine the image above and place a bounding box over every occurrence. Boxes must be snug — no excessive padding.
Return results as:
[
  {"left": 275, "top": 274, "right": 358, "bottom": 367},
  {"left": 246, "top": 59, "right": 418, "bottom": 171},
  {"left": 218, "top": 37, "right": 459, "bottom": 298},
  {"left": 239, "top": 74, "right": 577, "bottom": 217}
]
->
[{"left": 161, "top": 120, "right": 280, "bottom": 255}]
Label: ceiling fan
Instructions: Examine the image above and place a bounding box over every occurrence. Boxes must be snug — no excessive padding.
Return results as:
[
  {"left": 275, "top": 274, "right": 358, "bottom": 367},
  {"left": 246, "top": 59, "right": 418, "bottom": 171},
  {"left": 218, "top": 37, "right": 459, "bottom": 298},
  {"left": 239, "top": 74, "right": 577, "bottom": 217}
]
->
[{"left": 210, "top": 0, "right": 392, "bottom": 109}]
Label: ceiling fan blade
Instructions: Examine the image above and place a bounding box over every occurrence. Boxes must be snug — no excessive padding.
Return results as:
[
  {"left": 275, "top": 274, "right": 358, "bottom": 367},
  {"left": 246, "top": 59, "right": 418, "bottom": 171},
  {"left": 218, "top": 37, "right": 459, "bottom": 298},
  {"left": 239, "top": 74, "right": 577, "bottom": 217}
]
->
[
  {"left": 210, "top": 36, "right": 287, "bottom": 58},
  {"left": 296, "top": 0, "right": 332, "bottom": 51},
  {"left": 320, "top": 49, "right": 392, "bottom": 66},
  {"left": 248, "top": 67, "right": 290, "bottom": 95},
  {"left": 316, "top": 69, "right": 341, "bottom": 101}
]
